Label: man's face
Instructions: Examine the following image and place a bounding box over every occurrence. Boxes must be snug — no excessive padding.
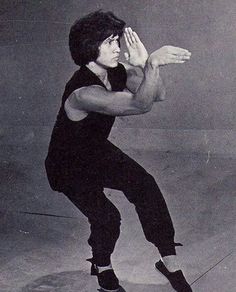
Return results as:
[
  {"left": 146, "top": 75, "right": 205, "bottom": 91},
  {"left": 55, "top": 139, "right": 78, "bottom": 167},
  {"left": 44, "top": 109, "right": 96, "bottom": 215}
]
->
[{"left": 96, "top": 35, "right": 121, "bottom": 68}]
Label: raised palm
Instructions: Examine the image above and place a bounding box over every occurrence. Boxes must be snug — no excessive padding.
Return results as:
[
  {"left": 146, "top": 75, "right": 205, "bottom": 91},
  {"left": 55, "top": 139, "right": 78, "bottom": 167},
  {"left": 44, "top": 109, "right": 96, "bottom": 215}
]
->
[{"left": 124, "top": 27, "right": 148, "bottom": 68}]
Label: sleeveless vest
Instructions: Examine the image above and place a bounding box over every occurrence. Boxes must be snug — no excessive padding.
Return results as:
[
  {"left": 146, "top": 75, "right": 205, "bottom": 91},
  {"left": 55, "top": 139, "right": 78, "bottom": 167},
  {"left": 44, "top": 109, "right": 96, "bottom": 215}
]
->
[{"left": 45, "top": 63, "right": 127, "bottom": 191}]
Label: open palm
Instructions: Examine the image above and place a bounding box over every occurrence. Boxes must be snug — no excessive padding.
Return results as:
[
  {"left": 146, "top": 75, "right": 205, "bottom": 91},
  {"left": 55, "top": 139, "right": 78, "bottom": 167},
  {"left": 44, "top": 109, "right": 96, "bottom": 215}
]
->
[{"left": 124, "top": 27, "right": 148, "bottom": 69}]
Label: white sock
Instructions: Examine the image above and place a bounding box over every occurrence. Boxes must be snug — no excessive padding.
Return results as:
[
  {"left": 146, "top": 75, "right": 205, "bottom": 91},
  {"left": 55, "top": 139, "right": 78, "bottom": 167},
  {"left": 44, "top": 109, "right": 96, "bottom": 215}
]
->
[
  {"left": 97, "top": 264, "right": 113, "bottom": 273},
  {"left": 161, "top": 255, "right": 180, "bottom": 272}
]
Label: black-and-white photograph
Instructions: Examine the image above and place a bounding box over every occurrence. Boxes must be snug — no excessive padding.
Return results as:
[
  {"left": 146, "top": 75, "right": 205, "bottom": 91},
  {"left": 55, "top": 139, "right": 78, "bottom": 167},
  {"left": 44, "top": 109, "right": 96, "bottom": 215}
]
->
[{"left": 1, "top": 1, "right": 236, "bottom": 291}]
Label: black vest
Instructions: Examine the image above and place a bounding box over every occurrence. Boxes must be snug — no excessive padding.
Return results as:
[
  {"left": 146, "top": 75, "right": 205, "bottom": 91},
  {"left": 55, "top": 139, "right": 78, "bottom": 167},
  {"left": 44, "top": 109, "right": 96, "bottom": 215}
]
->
[{"left": 47, "top": 63, "right": 127, "bottom": 162}]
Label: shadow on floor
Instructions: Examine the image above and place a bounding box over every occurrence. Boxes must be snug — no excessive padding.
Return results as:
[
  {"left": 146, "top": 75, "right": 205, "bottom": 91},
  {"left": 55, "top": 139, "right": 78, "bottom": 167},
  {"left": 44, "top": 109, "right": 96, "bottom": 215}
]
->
[{"left": 20, "top": 270, "right": 172, "bottom": 292}]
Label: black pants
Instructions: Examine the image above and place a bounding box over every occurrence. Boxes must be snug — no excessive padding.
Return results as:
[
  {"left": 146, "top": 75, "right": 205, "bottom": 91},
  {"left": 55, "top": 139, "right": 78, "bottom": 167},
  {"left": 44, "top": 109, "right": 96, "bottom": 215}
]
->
[{"left": 59, "top": 141, "right": 177, "bottom": 266}]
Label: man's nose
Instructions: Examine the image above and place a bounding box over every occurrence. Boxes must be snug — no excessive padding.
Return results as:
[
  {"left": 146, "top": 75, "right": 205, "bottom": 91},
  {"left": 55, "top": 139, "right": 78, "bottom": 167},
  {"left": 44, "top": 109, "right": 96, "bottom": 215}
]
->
[{"left": 113, "top": 43, "right": 121, "bottom": 53}]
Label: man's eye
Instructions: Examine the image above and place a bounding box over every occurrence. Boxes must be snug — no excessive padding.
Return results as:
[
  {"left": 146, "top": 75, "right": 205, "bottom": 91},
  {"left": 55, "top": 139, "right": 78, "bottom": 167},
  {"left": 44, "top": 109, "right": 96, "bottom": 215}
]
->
[{"left": 106, "top": 39, "right": 119, "bottom": 46}]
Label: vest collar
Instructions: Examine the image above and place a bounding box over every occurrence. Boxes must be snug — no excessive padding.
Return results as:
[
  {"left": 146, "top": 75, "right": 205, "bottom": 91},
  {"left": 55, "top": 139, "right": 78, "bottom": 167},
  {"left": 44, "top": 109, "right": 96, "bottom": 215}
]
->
[{"left": 80, "top": 65, "right": 113, "bottom": 90}]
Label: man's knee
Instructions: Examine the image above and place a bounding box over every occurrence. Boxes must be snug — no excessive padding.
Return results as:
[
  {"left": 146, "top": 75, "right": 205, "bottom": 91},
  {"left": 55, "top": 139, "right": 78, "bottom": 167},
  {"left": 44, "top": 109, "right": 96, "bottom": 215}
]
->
[
  {"left": 107, "top": 209, "right": 122, "bottom": 227},
  {"left": 125, "top": 172, "right": 163, "bottom": 205},
  {"left": 90, "top": 207, "right": 121, "bottom": 230},
  {"left": 132, "top": 172, "right": 158, "bottom": 192},
  {"left": 142, "top": 173, "right": 157, "bottom": 188}
]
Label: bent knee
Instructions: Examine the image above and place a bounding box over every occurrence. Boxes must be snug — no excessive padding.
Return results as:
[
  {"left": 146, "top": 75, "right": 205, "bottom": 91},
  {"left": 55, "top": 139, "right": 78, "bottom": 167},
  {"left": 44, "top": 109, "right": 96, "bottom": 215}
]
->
[
  {"left": 134, "top": 173, "right": 157, "bottom": 191},
  {"left": 90, "top": 208, "right": 121, "bottom": 227},
  {"left": 124, "top": 173, "right": 163, "bottom": 205},
  {"left": 143, "top": 173, "right": 156, "bottom": 186}
]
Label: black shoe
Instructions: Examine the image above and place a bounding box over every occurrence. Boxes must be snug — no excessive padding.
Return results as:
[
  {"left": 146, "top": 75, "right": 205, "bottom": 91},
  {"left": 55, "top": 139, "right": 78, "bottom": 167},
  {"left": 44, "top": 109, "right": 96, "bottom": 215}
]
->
[
  {"left": 155, "top": 260, "right": 192, "bottom": 292},
  {"left": 87, "top": 259, "right": 120, "bottom": 292}
]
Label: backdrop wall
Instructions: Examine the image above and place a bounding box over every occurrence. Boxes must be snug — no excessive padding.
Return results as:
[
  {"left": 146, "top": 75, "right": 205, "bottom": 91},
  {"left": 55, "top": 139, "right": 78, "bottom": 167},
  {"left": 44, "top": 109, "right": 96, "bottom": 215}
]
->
[{"left": 1, "top": 0, "right": 236, "bottom": 155}]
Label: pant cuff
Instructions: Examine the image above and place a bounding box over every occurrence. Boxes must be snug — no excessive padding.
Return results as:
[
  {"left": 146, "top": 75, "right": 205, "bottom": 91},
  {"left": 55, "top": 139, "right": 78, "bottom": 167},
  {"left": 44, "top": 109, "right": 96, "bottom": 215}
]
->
[
  {"left": 157, "top": 241, "right": 183, "bottom": 257},
  {"left": 92, "top": 254, "right": 111, "bottom": 266},
  {"left": 159, "top": 246, "right": 176, "bottom": 257}
]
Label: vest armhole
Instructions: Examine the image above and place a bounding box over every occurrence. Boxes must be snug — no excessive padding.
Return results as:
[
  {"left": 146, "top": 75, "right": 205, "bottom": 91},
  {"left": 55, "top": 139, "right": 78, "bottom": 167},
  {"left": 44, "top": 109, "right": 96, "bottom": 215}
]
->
[{"left": 64, "top": 87, "right": 88, "bottom": 122}]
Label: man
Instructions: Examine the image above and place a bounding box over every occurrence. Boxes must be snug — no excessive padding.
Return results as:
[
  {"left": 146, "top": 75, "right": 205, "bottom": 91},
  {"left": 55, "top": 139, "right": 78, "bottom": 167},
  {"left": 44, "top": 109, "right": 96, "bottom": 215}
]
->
[{"left": 45, "top": 10, "right": 192, "bottom": 292}]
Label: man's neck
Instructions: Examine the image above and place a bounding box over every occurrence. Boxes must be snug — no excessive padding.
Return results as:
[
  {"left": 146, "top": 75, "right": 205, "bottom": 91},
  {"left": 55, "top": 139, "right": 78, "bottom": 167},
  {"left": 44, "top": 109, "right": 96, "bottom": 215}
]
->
[{"left": 86, "top": 62, "right": 108, "bottom": 83}]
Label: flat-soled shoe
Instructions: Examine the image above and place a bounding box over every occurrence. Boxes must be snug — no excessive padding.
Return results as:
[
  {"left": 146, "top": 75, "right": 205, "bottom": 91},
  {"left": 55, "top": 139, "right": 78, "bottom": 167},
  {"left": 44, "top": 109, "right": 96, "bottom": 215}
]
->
[
  {"left": 87, "top": 258, "right": 120, "bottom": 292},
  {"left": 155, "top": 260, "right": 192, "bottom": 292},
  {"left": 96, "top": 269, "right": 120, "bottom": 292}
]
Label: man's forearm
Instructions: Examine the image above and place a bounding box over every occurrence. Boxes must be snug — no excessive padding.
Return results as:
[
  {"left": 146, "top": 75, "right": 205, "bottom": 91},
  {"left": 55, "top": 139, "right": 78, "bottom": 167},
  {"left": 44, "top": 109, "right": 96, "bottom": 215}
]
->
[
  {"left": 154, "top": 75, "right": 166, "bottom": 101},
  {"left": 140, "top": 57, "right": 166, "bottom": 102},
  {"left": 133, "top": 61, "right": 162, "bottom": 110},
  {"left": 127, "top": 60, "right": 165, "bottom": 102}
]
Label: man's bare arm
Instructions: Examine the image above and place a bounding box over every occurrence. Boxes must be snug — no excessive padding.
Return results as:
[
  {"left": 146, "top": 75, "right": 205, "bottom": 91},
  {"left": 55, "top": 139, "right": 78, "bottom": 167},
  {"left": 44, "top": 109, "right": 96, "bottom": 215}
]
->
[
  {"left": 66, "top": 46, "right": 190, "bottom": 118},
  {"left": 123, "top": 62, "right": 166, "bottom": 101},
  {"left": 66, "top": 61, "right": 160, "bottom": 117}
]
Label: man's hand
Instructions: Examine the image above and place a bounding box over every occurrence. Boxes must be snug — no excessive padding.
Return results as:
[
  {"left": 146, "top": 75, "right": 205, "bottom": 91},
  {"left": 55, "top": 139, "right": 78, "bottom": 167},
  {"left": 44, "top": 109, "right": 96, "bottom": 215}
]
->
[
  {"left": 148, "top": 46, "right": 191, "bottom": 67},
  {"left": 124, "top": 27, "right": 149, "bottom": 69}
]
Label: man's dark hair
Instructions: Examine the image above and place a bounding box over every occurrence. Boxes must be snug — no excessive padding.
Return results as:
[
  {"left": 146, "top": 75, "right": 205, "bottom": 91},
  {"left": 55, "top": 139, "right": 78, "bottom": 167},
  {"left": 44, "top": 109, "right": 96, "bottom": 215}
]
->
[{"left": 69, "top": 10, "right": 126, "bottom": 66}]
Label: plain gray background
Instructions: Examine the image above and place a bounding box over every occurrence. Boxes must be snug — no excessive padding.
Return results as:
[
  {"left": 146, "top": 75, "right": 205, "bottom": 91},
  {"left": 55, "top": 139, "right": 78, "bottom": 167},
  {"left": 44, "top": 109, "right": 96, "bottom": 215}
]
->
[
  {"left": 1, "top": 0, "right": 236, "bottom": 155},
  {"left": 1, "top": 2, "right": 236, "bottom": 291}
]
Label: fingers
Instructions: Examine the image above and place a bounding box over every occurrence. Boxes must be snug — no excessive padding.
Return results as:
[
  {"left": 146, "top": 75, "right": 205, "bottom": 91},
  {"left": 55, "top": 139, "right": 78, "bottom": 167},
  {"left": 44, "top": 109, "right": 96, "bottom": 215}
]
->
[
  {"left": 150, "top": 46, "right": 191, "bottom": 66},
  {"left": 124, "top": 27, "right": 139, "bottom": 46},
  {"left": 164, "top": 55, "right": 189, "bottom": 65},
  {"left": 159, "top": 59, "right": 186, "bottom": 65},
  {"left": 163, "top": 46, "right": 191, "bottom": 64},
  {"left": 124, "top": 32, "right": 130, "bottom": 48},
  {"left": 158, "top": 58, "right": 185, "bottom": 65},
  {"left": 127, "top": 27, "right": 136, "bottom": 43},
  {"left": 171, "top": 52, "right": 191, "bottom": 63},
  {"left": 168, "top": 59, "right": 186, "bottom": 64},
  {"left": 170, "top": 54, "right": 191, "bottom": 61},
  {"left": 132, "top": 31, "right": 141, "bottom": 43},
  {"left": 124, "top": 27, "right": 133, "bottom": 46},
  {"left": 166, "top": 45, "right": 191, "bottom": 57}
]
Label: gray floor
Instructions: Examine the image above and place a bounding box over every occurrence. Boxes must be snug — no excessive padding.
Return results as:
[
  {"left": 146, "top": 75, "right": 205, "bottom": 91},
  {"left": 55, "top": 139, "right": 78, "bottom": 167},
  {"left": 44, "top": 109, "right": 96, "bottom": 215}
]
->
[{"left": 1, "top": 145, "right": 236, "bottom": 292}]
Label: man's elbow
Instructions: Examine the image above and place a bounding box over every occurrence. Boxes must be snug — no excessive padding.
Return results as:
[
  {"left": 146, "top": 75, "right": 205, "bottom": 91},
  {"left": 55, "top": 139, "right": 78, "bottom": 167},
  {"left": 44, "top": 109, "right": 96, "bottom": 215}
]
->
[
  {"left": 155, "top": 91, "right": 166, "bottom": 102},
  {"left": 137, "top": 101, "right": 153, "bottom": 113},
  {"left": 157, "top": 95, "right": 166, "bottom": 102}
]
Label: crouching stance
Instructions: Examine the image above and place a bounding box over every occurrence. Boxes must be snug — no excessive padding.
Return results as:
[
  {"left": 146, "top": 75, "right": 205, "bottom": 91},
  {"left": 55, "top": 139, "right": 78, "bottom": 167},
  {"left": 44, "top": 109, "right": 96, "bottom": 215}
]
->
[{"left": 45, "top": 10, "right": 192, "bottom": 292}]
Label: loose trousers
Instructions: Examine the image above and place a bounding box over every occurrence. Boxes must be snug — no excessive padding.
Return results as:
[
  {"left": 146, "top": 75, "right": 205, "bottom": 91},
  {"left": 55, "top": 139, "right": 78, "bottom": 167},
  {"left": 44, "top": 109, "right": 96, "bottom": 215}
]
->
[{"left": 62, "top": 141, "right": 177, "bottom": 266}]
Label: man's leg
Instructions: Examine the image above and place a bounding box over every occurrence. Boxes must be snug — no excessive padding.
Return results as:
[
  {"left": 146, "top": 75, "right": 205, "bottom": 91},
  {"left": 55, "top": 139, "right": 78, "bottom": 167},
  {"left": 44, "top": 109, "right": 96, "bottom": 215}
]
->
[
  {"left": 64, "top": 186, "right": 121, "bottom": 267},
  {"left": 63, "top": 185, "right": 121, "bottom": 291},
  {"left": 96, "top": 141, "right": 192, "bottom": 290},
  {"left": 62, "top": 141, "right": 191, "bottom": 290},
  {"left": 93, "top": 141, "right": 177, "bottom": 259}
]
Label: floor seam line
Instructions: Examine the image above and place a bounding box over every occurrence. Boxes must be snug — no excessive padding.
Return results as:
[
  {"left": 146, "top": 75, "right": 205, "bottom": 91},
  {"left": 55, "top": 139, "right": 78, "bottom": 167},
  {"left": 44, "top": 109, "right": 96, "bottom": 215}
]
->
[
  {"left": 190, "top": 249, "right": 235, "bottom": 286},
  {"left": 18, "top": 211, "right": 76, "bottom": 219}
]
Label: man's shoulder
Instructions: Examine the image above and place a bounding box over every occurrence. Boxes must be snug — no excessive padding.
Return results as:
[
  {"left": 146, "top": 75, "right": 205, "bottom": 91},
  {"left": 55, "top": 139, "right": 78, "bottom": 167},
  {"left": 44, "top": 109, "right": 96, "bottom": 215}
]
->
[
  {"left": 62, "top": 67, "right": 88, "bottom": 100},
  {"left": 65, "top": 66, "right": 92, "bottom": 89},
  {"left": 69, "top": 66, "right": 87, "bottom": 82}
]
